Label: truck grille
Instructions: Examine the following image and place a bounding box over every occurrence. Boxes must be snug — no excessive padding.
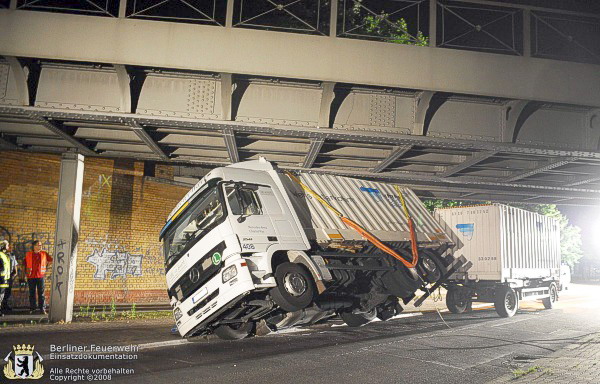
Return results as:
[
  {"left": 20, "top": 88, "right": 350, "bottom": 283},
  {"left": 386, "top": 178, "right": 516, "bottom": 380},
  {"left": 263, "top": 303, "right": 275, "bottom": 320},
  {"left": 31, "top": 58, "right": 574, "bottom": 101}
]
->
[{"left": 169, "top": 241, "right": 226, "bottom": 303}]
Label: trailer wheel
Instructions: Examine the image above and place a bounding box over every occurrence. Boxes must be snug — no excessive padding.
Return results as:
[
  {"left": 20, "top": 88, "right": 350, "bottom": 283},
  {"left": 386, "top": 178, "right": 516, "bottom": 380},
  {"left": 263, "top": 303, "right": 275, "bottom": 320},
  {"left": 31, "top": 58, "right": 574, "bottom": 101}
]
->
[
  {"left": 542, "top": 284, "right": 558, "bottom": 309},
  {"left": 270, "top": 262, "right": 315, "bottom": 312},
  {"left": 339, "top": 309, "right": 377, "bottom": 327},
  {"left": 446, "top": 288, "right": 471, "bottom": 314},
  {"left": 494, "top": 286, "right": 519, "bottom": 318},
  {"left": 213, "top": 321, "right": 255, "bottom": 340},
  {"left": 418, "top": 252, "right": 445, "bottom": 284}
]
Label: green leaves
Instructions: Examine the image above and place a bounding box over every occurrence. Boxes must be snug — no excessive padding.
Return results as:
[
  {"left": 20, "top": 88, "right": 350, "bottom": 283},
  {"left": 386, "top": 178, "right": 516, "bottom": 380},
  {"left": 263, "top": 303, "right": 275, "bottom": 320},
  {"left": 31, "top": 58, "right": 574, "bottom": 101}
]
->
[{"left": 362, "top": 13, "right": 429, "bottom": 46}]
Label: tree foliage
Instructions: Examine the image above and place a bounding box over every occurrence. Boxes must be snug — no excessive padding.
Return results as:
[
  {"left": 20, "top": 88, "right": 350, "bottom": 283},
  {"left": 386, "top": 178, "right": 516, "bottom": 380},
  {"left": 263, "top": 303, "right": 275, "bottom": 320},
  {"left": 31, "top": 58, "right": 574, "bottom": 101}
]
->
[
  {"left": 363, "top": 14, "right": 429, "bottom": 46},
  {"left": 522, "top": 204, "right": 583, "bottom": 267}
]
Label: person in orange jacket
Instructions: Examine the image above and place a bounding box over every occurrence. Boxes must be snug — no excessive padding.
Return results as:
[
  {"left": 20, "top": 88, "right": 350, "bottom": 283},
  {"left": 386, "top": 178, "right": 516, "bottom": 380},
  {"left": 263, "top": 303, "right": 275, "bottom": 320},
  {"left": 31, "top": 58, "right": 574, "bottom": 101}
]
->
[{"left": 24, "top": 240, "right": 52, "bottom": 314}]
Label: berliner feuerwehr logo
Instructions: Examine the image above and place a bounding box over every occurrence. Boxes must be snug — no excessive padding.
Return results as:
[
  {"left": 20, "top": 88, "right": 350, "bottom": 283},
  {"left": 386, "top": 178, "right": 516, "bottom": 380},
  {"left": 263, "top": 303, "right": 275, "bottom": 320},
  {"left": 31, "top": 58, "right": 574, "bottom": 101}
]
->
[{"left": 3, "top": 344, "right": 44, "bottom": 379}]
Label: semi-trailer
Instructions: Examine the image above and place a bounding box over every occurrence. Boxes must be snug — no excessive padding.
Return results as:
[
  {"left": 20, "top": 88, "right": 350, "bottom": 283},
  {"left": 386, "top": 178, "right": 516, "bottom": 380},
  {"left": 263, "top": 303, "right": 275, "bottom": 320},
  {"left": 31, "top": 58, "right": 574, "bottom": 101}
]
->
[{"left": 160, "top": 158, "right": 467, "bottom": 339}]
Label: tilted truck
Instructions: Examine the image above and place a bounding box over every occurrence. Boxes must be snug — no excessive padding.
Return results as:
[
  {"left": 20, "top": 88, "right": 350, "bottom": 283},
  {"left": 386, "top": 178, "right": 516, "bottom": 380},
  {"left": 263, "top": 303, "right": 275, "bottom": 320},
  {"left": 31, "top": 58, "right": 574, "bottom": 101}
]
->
[
  {"left": 435, "top": 204, "right": 561, "bottom": 318},
  {"left": 160, "top": 158, "right": 467, "bottom": 339}
]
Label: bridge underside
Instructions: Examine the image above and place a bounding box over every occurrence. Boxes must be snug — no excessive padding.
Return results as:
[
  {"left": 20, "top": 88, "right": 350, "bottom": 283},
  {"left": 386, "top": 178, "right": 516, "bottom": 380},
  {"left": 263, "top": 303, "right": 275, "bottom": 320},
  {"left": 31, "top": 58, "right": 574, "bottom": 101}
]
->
[{"left": 1, "top": 8, "right": 599, "bottom": 206}]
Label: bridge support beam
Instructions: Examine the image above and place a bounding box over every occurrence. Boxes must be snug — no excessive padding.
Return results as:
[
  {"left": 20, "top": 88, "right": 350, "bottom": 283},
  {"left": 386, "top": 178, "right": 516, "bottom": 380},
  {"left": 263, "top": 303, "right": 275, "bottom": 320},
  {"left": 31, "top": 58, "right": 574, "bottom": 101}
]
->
[
  {"left": 303, "top": 138, "right": 324, "bottom": 168},
  {"left": 223, "top": 127, "right": 239, "bottom": 163},
  {"left": 220, "top": 73, "right": 233, "bottom": 121},
  {"left": 504, "top": 157, "right": 576, "bottom": 182},
  {"left": 439, "top": 150, "right": 497, "bottom": 177},
  {"left": 372, "top": 145, "right": 412, "bottom": 173},
  {"left": 129, "top": 120, "right": 169, "bottom": 160},
  {"left": 412, "top": 91, "right": 435, "bottom": 136},
  {"left": 49, "top": 152, "right": 84, "bottom": 323},
  {"left": 3, "top": 56, "right": 29, "bottom": 105}
]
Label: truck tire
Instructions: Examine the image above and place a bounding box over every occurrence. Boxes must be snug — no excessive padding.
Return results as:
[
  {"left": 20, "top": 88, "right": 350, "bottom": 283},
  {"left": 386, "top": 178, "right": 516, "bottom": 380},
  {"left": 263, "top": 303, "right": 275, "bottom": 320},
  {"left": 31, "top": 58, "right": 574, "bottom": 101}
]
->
[
  {"left": 418, "top": 251, "right": 445, "bottom": 284},
  {"left": 340, "top": 309, "right": 377, "bottom": 327},
  {"left": 494, "top": 286, "right": 518, "bottom": 318},
  {"left": 213, "top": 322, "right": 255, "bottom": 340},
  {"left": 376, "top": 297, "right": 403, "bottom": 321},
  {"left": 270, "top": 262, "right": 316, "bottom": 312},
  {"left": 446, "top": 288, "right": 471, "bottom": 314},
  {"left": 542, "top": 284, "right": 558, "bottom": 309},
  {"left": 381, "top": 266, "right": 421, "bottom": 298}
]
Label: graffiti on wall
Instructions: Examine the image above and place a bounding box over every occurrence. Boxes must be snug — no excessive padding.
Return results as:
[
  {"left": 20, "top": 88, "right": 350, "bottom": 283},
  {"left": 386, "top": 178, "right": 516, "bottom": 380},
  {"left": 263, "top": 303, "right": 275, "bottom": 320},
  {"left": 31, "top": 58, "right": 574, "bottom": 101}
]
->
[
  {"left": 0, "top": 226, "right": 53, "bottom": 261},
  {"left": 86, "top": 248, "right": 143, "bottom": 280},
  {"left": 83, "top": 235, "right": 165, "bottom": 280}
]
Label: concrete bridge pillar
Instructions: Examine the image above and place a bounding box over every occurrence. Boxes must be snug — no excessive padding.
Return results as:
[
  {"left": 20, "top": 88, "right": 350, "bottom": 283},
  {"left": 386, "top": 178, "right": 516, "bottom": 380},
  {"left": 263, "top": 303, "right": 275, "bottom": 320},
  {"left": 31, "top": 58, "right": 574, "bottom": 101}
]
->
[{"left": 49, "top": 152, "right": 84, "bottom": 323}]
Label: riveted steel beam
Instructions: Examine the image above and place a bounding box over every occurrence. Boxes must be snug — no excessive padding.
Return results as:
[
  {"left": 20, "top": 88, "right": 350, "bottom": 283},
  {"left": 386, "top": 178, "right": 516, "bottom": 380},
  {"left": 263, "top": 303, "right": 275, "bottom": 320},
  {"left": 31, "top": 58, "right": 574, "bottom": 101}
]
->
[
  {"left": 277, "top": 165, "right": 600, "bottom": 199},
  {"left": 372, "top": 145, "right": 413, "bottom": 173},
  {"left": 0, "top": 134, "right": 18, "bottom": 149},
  {"left": 439, "top": 150, "right": 497, "bottom": 177},
  {"left": 3, "top": 106, "right": 600, "bottom": 160},
  {"left": 303, "top": 137, "right": 324, "bottom": 168},
  {"left": 31, "top": 116, "right": 97, "bottom": 156},
  {"left": 223, "top": 127, "right": 239, "bottom": 163},
  {"left": 2, "top": 11, "right": 599, "bottom": 107},
  {"left": 504, "top": 157, "right": 577, "bottom": 182},
  {"left": 128, "top": 120, "right": 169, "bottom": 160},
  {"left": 565, "top": 175, "right": 600, "bottom": 187}
]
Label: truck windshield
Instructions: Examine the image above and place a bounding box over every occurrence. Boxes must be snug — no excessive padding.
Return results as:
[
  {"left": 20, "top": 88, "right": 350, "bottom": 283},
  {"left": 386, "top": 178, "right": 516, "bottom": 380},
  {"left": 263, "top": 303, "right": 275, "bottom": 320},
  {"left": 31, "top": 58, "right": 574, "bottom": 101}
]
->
[{"left": 163, "top": 181, "right": 224, "bottom": 268}]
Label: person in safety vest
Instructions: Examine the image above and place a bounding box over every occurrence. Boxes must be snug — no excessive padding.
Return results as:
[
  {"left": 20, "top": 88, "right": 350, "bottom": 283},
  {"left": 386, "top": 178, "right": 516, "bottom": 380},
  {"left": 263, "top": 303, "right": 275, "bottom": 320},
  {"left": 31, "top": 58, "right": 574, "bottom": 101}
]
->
[
  {"left": 0, "top": 240, "right": 17, "bottom": 312},
  {"left": 0, "top": 240, "right": 11, "bottom": 317},
  {"left": 24, "top": 240, "right": 52, "bottom": 314}
]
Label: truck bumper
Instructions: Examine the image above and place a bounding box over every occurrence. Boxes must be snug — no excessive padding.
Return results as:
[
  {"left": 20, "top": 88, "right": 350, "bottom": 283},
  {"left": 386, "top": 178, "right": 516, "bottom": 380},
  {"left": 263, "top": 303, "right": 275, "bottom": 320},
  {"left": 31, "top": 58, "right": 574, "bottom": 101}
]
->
[{"left": 174, "top": 257, "right": 255, "bottom": 337}]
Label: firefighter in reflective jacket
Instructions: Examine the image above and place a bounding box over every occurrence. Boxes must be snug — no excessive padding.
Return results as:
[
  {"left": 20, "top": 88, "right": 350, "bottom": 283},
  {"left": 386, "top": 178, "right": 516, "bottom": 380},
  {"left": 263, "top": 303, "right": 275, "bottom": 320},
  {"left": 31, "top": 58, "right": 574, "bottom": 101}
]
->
[
  {"left": 0, "top": 240, "right": 10, "bottom": 317},
  {"left": 25, "top": 240, "right": 52, "bottom": 314}
]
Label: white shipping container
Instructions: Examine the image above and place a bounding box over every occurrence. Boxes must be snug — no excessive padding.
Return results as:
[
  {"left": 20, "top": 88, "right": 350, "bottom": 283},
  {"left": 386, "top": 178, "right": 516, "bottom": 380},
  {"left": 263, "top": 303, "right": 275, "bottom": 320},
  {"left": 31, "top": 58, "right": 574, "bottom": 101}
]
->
[
  {"left": 277, "top": 171, "right": 453, "bottom": 246},
  {"left": 435, "top": 204, "right": 560, "bottom": 281}
]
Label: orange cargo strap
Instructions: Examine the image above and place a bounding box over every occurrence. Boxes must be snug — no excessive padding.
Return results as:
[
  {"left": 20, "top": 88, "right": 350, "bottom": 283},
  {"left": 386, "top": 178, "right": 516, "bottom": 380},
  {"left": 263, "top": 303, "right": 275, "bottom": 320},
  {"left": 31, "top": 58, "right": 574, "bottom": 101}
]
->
[
  {"left": 284, "top": 171, "right": 418, "bottom": 268},
  {"left": 393, "top": 185, "right": 420, "bottom": 268}
]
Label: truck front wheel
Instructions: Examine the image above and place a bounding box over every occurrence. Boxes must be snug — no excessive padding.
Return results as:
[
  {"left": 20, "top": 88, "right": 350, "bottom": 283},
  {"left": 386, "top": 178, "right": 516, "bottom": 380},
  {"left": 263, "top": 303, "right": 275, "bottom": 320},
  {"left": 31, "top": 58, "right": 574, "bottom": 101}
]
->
[
  {"left": 494, "top": 286, "right": 519, "bottom": 318},
  {"left": 213, "top": 322, "right": 255, "bottom": 340},
  {"left": 542, "top": 284, "right": 558, "bottom": 309},
  {"left": 270, "top": 262, "right": 316, "bottom": 312}
]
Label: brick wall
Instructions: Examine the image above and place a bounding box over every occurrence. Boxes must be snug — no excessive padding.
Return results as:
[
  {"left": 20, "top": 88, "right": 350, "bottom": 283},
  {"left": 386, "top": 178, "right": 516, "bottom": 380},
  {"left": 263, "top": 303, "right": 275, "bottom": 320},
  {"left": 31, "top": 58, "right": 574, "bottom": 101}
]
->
[{"left": 0, "top": 151, "right": 189, "bottom": 307}]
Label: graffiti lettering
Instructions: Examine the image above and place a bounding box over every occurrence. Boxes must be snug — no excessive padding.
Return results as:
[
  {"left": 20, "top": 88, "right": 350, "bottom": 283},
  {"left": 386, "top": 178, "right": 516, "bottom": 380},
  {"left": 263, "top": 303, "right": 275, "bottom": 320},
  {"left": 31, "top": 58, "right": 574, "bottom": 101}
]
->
[
  {"left": 54, "top": 241, "right": 67, "bottom": 299},
  {"left": 86, "top": 248, "right": 143, "bottom": 280}
]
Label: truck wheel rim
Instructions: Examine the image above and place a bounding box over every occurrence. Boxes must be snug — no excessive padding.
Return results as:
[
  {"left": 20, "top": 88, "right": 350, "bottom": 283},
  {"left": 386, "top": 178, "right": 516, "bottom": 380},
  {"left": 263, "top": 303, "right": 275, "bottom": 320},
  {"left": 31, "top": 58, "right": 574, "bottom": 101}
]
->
[
  {"left": 505, "top": 293, "right": 516, "bottom": 311},
  {"left": 551, "top": 287, "right": 557, "bottom": 302},
  {"left": 284, "top": 272, "right": 307, "bottom": 297}
]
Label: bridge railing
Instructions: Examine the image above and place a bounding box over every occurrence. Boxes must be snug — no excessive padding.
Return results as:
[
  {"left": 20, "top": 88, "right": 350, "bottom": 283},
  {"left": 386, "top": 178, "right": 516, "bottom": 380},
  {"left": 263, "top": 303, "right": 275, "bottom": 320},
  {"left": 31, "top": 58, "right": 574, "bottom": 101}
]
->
[{"left": 3, "top": 0, "right": 599, "bottom": 64}]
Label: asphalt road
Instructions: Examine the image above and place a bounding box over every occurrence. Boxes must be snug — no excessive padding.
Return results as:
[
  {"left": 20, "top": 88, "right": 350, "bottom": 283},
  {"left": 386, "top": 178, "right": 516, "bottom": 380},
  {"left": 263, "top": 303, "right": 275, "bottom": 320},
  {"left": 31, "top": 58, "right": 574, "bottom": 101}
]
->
[{"left": 3, "top": 284, "right": 599, "bottom": 384}]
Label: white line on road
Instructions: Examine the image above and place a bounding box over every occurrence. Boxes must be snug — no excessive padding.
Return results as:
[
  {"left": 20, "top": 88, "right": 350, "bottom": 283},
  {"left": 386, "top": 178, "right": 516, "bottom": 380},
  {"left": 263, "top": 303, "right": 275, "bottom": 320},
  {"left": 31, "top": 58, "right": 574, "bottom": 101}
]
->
[{"left": 137, "top": 339, "right": 190, "bottom": 350}]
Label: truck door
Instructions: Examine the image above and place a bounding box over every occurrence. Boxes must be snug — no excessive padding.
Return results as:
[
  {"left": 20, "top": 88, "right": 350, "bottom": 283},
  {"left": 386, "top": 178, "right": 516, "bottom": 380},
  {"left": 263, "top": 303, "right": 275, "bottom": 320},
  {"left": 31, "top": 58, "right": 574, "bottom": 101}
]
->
[{"left": 223, "top": 183, "right": 278, "bottom": 253}]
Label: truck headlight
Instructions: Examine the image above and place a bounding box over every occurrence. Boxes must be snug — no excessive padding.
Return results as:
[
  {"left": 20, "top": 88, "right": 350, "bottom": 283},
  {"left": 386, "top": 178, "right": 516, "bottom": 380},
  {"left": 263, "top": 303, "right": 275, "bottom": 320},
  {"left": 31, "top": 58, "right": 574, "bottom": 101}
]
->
[
  {"left": 174, "top": 307, "right": 183, "bottom": 321},
  {"left": 222, "top": 265, "right": 238, "bottom": 283}
]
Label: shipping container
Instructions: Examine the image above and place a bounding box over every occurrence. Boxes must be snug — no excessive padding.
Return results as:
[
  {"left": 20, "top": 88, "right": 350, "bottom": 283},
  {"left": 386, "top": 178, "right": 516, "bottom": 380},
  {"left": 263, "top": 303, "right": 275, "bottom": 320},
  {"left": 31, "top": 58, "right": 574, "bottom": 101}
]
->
[
  {"left": 435, "top": 204, "right": 561, "bottom": 281},
  {"left": 279, "top": 172, "right": 453, "bottom": 246},
  {"left": 435, "top": 204, "right": 561, "bottom": 318}
]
